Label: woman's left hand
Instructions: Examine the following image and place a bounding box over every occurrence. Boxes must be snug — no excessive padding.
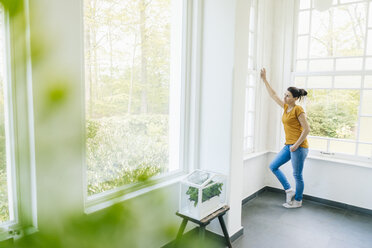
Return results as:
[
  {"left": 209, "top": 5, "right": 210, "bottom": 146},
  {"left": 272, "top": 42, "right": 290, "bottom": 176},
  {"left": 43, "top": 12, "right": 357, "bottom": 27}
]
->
[{"left": 290, "top": 145, "right": 299, "bottom": 152}]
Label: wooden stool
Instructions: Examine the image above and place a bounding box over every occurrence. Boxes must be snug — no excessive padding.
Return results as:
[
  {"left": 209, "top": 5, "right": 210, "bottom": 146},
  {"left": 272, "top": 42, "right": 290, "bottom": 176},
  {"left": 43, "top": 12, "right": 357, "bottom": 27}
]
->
[{"left": 175, "top": 205, "right": 232, "bottom": 248}]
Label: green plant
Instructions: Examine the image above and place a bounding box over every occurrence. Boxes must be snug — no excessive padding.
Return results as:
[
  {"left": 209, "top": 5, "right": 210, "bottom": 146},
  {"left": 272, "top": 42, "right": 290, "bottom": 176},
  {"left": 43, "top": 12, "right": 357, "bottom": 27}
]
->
[
  {"left": 186, "top": 181, "right": 223, "bottom": 207},
  {"left": 86, "top": 115, "right": 169, "bottom": 195}
]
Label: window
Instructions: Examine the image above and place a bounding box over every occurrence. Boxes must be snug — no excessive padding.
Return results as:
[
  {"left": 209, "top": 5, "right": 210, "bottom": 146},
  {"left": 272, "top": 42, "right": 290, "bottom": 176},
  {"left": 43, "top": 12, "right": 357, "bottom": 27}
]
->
[
  {"left": 0, "top": 4, "right": 12, "bottom": 225},
  {"left": 0, "top": 2, "right": 36, "bottom": 238},
  {"left": 244, "top": 0, "right": 258, "bottom": 154},
  {"left": 83, "top": 0, "right": 185, "bottom": 197},
  {"left": 293, "top": 0, "right": 372, "bottom": 160}
]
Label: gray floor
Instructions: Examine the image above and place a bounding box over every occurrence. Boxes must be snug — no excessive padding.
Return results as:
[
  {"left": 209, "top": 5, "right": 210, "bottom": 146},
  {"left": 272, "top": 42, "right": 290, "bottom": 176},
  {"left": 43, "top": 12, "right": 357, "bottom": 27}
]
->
[{"left": 233, "top": 191, "right": 372, "bottom": 248}]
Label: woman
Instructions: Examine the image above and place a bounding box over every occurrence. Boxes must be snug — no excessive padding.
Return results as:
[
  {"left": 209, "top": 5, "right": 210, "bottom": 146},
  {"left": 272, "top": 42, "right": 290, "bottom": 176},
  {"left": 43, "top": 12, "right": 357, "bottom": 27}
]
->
[{"left": 260, "top": 68, "right": 310, "bottom": 208}]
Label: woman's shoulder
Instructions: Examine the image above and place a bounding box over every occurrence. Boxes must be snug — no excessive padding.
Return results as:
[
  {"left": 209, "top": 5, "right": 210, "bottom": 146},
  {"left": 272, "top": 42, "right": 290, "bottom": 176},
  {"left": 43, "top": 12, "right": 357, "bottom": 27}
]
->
[
  {"left": 294, "top": 105, "right": 305, "bottom": 115},
  {"left": 294, "top": 105, "right": 304, "bottom": 110}
]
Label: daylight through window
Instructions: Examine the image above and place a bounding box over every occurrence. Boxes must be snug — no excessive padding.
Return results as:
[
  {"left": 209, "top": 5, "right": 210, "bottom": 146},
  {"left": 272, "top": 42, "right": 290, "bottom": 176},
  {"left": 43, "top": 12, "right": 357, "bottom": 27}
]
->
[
  {"left": 84, "top": 0, "right": 184, "bottom": 196},
  {"left": 293, "top": 0, "right": 372, "bottom": 159}
]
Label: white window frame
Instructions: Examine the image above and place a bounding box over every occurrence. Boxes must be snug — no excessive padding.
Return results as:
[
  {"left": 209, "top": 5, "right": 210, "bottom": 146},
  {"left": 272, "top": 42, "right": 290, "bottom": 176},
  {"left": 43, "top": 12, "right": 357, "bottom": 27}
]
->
[
  {"left": 0, "top": 0, "right": 37, "bottom": 240},
  {"left": 83, "top": 0, "right": 199, "bottom": 212},
  {"left": 244, "top": 0, "right": 259, "bottom": 155},
  {"left": 292, "top": 0, "right": 372, "bottom": 164}
]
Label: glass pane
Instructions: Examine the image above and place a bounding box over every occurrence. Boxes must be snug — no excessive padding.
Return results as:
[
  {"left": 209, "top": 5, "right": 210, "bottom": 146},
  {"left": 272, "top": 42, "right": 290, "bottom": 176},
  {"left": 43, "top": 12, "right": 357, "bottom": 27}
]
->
[
  {"left": 296, "top": 60, "right": 307, "bottom": 72},
  {"left": 245, "top": 137, "right": 254, "bottom": 153},
  {"left": 244, "top": 113, "right": 255, "bottom": 137},
  {"left": 358, "top": 144, "right": 372, "bottom": 157},
  {"left": 361, "top": 90, "right": 372, "bottom": 115},
  {"left": 308, "top": 76, "right": 332, "bottom": 88},
  {"left": 247, "top": 74, "right": 256, "bottom": 87},
  {"left": 297, "top": 36, "right": 309, "bottom": 58},
  {"left": 334, "top": 76, "right": 361, "bottom": 88},
  {"left": 308, "top": 137, "right": 328, "bottom": 151},
  {"left": 364, "top": 75, "right": 372, "bottom": 88},
  {"left": 311, "top": 3, "right": 366, "bottom": 58},
  {"left": 299, "top": 0, "right": 311, "bottom": 10},
  {"left": 248, "top": 57, "right": 254, "bottom": 70},
  {"left": 307, "top": 90, "right": 360, "bottom": 139},
  {"left": 365, "top": 58, "right": 372, "bottom": 71},
  {"left": 335, "top": 58, "right": 362, "bottom": 71},
  {"left": 0, "top": 5, "right": 10, "bottom": 223},
  {"left": 298, "top": 11, "right": 310, "bottom": 35},
  {"left": 310, "top": 37, "right": 328, "bottom": 58},
  {"left": 333, "top": 3, "right": 366, "bottom": 56},
  {"left": 294, "top": 76, "right": 306, "bottom": 88},
  {"left": 309, "top": 59, "right": 333, "bottom": 71},
  {"left": 329, "top": 140, "right": 355, "bottom": 155},
  {"left": 249, "top": 6, "right": 255, "bottom": 31},
  {"left": 359, "top": 117, "right": 372, "bottom": 142},
  {"left": 310, "top": 10, "right": 331, "bottom": 58},
  {"left": 248, "top": 32, "right": 254, "bottom": 56},
  {"left": 246, "top": 87, "right": 255, "bottom": 111},
  {"left": 84, "top": 0, "right": 183, "bottom": 195},
  {"left": 367, "top": 30, "right": 372, "bottom": 55}
]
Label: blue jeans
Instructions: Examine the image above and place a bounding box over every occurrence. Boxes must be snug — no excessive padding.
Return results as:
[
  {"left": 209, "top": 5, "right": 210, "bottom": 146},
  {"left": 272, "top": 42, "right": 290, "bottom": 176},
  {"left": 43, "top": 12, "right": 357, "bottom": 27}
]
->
[{"left": 269, "top": 145, "right": 308, "bottom": 201}]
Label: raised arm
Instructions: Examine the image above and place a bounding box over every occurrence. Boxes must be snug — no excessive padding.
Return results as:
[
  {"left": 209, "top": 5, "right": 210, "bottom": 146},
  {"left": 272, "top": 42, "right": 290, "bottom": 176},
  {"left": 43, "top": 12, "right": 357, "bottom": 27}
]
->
[{"left": 260, "top": 68, "right": 284, "bottom": 109}]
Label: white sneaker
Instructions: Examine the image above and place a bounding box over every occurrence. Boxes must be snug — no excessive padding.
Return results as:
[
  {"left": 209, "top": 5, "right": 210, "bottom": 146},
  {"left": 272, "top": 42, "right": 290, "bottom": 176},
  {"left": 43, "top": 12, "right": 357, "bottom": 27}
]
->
[
  {"left": 283, "top": 200, "right": 302, "bottom": 208},
  {"left": 285, "top": 188, "right": 295, "bottom": 203}
]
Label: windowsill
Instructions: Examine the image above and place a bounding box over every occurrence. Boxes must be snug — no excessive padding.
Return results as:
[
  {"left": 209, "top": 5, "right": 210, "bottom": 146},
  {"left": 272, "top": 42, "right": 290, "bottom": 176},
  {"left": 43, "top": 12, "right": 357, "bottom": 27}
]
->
[
  {"left": 267, "top": 150, "right": 372, "bottom": 169},
  {"left": 0, "top": 224, "right": 37, "bottom": 242},
  {"left": 244, "top": 151, "right": 269, "bottom": 161},
  {"left": 307, "top": 154, "right": 372, "bottom": 169},
  {"left": 84, "top": 172, "right": 187, "bottom": 214}
]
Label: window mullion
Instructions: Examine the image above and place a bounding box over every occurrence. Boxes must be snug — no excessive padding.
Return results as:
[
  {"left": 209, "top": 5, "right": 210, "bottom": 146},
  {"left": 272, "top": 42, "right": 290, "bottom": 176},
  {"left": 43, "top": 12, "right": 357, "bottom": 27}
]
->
[{"left": 355, "top": 0, "right": 370, "bottom": 156}]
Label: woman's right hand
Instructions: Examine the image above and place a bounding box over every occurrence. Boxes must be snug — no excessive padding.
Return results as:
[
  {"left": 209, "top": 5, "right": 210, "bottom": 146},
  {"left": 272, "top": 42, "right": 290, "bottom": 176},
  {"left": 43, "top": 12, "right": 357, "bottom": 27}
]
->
[{"left": 260, "top": 68, "right": 267, "bottom": 81}]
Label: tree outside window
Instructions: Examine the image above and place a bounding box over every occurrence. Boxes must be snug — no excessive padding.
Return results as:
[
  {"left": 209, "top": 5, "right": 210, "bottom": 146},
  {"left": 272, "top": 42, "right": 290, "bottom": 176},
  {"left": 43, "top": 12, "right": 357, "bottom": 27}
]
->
[
  {"left": 294, "top": 0, "right": 372, "bottom": 158},
  {"left": 84, "top": 0, "right": 184, "bottom": 196}
]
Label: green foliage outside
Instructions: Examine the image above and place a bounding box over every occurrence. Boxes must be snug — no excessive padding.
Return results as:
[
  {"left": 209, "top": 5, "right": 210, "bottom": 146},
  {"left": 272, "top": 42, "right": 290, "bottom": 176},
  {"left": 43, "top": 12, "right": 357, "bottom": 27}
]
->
[
  {"left": 84, "top": 0, "right": 174, "bottom": 197},
  {"left": 305, "top": 4, "right": 363, "bottom": 141},
  {"left": 0, "top": 167, "right": 8, "bottom": 223},
  {"left": 186, "top": 182, "right": 223, "bottom": 207},
  {"left": 0, "top": 4, "right": 9, "bottom": 224},
  {"left": 0, "top": 132, "right": 9, "bottom": 223},
  {"left": 0, "top": 87, "right": 9, "bottom": 222},
  {"left": 310, "top": 4, "right": 366, "bottom": 58},
  {"left": 86, "top": 114, "right": 168, "bottom": 195},
  {"left": 306, "top": 90, "right": 360, "bottom": 139}
]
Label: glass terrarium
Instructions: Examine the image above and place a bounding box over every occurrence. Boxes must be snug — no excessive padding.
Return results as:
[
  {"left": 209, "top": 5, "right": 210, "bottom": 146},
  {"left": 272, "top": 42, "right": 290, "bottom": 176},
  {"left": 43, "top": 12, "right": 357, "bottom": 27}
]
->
[{"left": 179, "top": 170, "right": 227, "bottom": 220}]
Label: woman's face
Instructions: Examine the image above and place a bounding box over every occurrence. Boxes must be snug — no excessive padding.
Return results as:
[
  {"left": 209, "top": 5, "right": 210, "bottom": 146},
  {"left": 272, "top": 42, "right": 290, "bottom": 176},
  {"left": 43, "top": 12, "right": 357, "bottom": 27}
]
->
[{"left": 284, "top": 91, "right": 297, "bottom": 104}]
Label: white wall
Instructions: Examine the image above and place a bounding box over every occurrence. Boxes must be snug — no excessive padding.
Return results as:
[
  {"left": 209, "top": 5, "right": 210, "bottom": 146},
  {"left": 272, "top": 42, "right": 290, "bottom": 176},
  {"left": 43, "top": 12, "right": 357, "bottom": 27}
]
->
[
  {"left": 29, "top": 0, "right": 85, "bottom": 229},
  {"left": 198, "top": 0, "right": 246, "bottom": 237},
  {"left": 242, "top": 154, "right": 268, "bottom": 198},
  {"left": 199, "top": 0, "right": 235, "bottom": 176}
]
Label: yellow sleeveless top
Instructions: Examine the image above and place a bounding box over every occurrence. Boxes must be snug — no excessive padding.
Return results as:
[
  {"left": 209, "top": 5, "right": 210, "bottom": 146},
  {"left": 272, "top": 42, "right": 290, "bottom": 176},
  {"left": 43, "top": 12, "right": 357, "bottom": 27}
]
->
[{"left": 282, "top": 104, "right": 309, "bottom": 148}]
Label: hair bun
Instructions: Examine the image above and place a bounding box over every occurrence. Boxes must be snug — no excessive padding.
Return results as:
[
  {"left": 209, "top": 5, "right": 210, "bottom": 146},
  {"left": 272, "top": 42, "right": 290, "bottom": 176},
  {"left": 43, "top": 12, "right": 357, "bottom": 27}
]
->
[{"left": 299, "top": 89, "right": 308, "bottom": 97}]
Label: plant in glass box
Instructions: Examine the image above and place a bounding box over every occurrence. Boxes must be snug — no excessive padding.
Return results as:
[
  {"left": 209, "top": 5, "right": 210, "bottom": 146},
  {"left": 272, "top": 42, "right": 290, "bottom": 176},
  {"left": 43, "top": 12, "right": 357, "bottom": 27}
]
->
[{"left": 186, "top": 181, "right": 223, "bottom": 207}]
